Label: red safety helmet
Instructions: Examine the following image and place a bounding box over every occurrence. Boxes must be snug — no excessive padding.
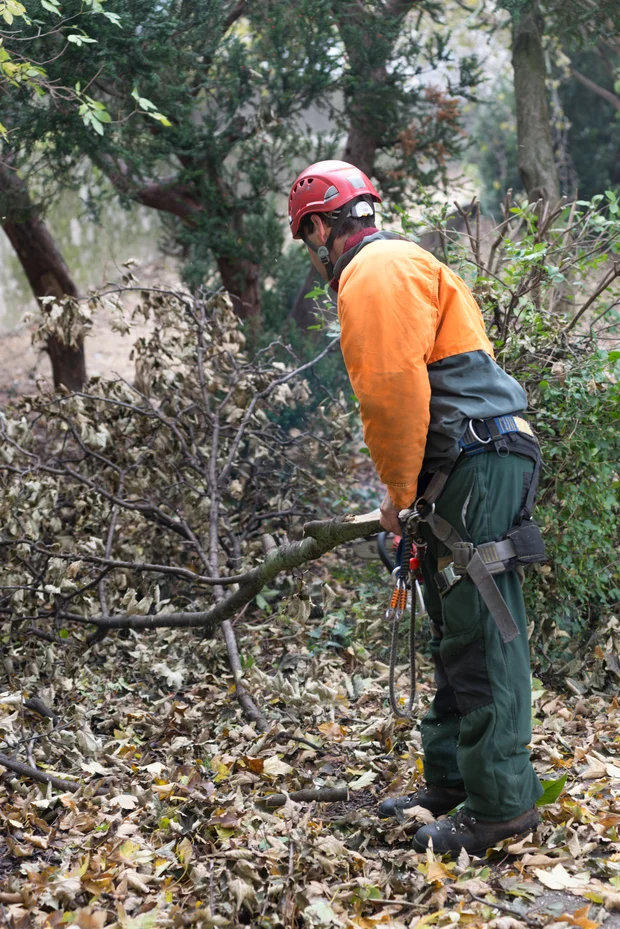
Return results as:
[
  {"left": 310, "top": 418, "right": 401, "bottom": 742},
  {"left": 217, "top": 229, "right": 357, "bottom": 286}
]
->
[{"left": 288, "top": 160, "right": 381, "bottom": 239}]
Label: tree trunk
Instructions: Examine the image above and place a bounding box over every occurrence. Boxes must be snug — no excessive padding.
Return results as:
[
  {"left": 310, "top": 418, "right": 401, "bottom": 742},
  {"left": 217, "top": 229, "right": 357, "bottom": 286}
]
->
[
  {"left": 0, "top": 164, "right": 86, "bottom": 391},
  {"left": 511, "top": 1, "right": 561, "bottom": 203},
  {"left": 341, "top": 64, "right": 386, "bottom": 176},
  {"left": 216, "top": 255, "right": 261, "bottom": 320}
]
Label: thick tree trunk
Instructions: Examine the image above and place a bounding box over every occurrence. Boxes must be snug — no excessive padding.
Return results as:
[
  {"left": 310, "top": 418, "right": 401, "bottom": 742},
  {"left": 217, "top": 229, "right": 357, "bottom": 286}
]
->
[
  {"left": 511, "top": 1, "right": 561, "bottom": 203},
  {"left": 216, "top": 255, "right": 261, "bottom": 320},
  {"left": 341, "top": 63, "right": 386, "bottom": 177},
  {"left": 0, "top": 164, "right": 86, "bottom": 391}
]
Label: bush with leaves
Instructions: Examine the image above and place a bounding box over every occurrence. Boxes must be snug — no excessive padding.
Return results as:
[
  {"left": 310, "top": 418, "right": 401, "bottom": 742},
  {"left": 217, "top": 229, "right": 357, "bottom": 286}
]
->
[
  {"left": 0, "top": 284, "right": 385, "bottom": 726},
  {"left": 403, "top": 191, "right": 620, "bottom": 667}
]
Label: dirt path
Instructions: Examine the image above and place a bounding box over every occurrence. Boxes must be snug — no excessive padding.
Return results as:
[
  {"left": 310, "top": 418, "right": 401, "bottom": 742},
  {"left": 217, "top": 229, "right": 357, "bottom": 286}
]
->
[{"left": 0, "top": 255, "right": 178, "bottom": 403}]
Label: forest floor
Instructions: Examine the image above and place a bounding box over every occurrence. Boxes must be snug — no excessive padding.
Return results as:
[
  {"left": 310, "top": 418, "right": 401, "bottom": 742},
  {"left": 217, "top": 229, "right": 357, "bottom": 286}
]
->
[{"left": 2, "top": 553, "right": 620, "bottom": 929}]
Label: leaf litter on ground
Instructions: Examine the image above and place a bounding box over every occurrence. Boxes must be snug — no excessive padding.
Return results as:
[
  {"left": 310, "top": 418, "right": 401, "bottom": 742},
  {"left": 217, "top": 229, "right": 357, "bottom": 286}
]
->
[{"left": 1, "top": 554, "right": 620, "bottom": 928}]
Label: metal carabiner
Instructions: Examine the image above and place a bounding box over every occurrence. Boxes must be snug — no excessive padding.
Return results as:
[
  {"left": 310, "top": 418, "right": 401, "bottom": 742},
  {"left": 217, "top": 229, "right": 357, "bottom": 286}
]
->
[
  {"left": 414, "top": 498, "right": 434, "bottom": 516},
  {"left": 468, "top": 418, "right": 492, "bottom": 445}
]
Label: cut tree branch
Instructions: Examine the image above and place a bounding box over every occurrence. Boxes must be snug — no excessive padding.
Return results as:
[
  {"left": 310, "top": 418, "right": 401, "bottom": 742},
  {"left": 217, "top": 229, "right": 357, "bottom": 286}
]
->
[{"left": 57, "top": 511, "right": 382, "bottom": 632}]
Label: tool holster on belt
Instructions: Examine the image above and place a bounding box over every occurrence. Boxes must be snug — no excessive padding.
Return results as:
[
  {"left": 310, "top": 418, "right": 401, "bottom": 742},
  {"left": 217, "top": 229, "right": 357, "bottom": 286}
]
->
[{"left": 401, "top": 414, "right": 547, "bottom": 644}]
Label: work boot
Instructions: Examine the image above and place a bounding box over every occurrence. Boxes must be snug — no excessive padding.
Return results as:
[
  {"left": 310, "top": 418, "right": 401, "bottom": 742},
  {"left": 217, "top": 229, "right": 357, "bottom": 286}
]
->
[
  {"left": 413, "top": 805, "right": 539, "bottom": 856},
  {"left": 378, "top": 784, "right": 467, "bottom": 820}
]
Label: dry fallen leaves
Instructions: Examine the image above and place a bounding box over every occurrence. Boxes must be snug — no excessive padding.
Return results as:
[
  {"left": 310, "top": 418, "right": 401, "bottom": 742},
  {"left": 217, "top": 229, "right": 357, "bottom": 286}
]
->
[{"left": 1, "top": 550, "right": 620, "bottom": 929}]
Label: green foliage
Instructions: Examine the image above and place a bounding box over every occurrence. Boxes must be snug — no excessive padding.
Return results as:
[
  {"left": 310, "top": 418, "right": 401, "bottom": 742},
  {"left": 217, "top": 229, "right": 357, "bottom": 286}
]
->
[
  {"left": 0, "top": 0, "right": 163, "bottom": 137},
  {"left": 1, "top": 0, "right": 480, "bottom": 317},
  {"left": 526, "top": 343, "right": 619, "bottom": 654},
  {"left": 261, "top": 245, "right": 309, "bottom": 334},
  {"left": 408, "top": 193, "right": 620, "bottom": 666}
]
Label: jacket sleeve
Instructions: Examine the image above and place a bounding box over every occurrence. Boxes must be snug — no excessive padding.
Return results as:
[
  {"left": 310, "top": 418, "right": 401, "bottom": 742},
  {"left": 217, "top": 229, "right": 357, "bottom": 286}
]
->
[{"left": 338, "top": 253, "right": 437, "bottom": 510}]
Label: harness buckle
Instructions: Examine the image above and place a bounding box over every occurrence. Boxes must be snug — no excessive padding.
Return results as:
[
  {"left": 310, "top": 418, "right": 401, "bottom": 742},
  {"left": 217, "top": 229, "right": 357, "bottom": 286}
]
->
[
  {"left": 452, "top": 541, "right": 475, "bottom": 575},
  {"left": 435, "top": 562, "right": 462, "bottom": 595}
]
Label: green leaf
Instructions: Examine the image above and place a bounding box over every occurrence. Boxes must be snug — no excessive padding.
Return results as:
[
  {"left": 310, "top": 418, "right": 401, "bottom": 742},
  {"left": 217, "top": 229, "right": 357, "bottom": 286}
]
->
[
  {"left": 59, "top": 628, "right": 70, "bottom": 639},
  {"left": 536, "top": 773, "right": 567, "bottom": 807},
  {"left": 255, "top": 593, "right": 268, "bottom": 610},
  {"left": 149, "top": 112, "right": 172, "bottom": 127},
  {"left": 102, "top": 10, "right": 122, "bottom": 26}
]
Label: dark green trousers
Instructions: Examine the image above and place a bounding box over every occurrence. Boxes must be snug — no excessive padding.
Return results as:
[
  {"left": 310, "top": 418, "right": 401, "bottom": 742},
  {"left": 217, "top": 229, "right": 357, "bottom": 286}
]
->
[{"left": 419, "top": 451, "right": 543, "bottom": 822}]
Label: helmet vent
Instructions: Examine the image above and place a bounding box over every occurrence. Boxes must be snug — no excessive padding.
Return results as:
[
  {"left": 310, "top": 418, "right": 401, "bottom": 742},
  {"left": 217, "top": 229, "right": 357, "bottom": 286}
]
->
[{"left": 324, "top": 185, "right": 339, "bottom": 201}]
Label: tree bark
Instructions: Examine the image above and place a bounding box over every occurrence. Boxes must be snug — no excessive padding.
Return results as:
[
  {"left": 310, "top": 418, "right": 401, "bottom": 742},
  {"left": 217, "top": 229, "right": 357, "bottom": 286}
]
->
[
  {"left": 511, "top": 1, "right": 561, "bottom": 203},
  {"left": 0, "top": 163, "right": 86, "bottom": 391},
  {"left": 217, "top": 254, "right": 261, "bottom": 320}
]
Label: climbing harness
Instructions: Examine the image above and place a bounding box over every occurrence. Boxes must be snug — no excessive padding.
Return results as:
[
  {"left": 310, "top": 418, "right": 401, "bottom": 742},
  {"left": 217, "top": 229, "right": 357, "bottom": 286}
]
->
[
  {"left": 387, "top": 512, "right": 427, "bottom": 718},
  {"left": 384, "top": 413, "right": 547, "bottom": 716},
  {"left": 407, "top": 415, "right": 546, "bottom": 644}
]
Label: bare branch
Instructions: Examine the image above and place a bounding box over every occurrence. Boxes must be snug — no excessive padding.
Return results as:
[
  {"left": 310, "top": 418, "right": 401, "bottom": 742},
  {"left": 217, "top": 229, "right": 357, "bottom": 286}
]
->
[{"left": 570, "top": 67, "right": 620, "bottom": 112}]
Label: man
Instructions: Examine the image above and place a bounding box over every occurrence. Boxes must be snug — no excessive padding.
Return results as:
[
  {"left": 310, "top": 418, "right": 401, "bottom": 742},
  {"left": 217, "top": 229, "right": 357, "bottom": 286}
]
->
[{"left": 288, "top": 160, "right": 544, "bottom": 855}]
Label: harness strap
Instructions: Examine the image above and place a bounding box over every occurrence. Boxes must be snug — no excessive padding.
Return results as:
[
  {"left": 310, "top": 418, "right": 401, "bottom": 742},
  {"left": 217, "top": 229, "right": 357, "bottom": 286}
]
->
[
  {"left": 397, "top": 414, "right": 545, "bottom": 649},
  {"left": 466, "top": 551, "right": 521, "bottom": 643},
  {"left": 418, "top": 469, "right": 450, "bottom": 506},
  {"left": 456, "top": 537, "right": 519, "bottom": 575},
  {"left": 424, "top": 512, "right": 463, "bottom": 549}
]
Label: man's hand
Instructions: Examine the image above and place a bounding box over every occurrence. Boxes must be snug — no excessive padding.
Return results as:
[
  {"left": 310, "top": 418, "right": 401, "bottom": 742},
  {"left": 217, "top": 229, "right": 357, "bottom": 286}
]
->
[{"left": 380, "top": 491, "right": 401, "bottom": 535}]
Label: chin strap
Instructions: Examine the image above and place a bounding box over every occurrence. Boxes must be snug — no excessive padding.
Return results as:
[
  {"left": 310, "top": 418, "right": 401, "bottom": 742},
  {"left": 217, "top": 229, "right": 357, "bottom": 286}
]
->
[{"left": 302, "top": 198, "right": 366, "bottom": 278}]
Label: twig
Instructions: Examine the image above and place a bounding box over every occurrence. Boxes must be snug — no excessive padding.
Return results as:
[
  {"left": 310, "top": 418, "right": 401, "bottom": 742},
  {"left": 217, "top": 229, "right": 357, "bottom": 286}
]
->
[
  {"left": 24, "top": 696, "right": 58, "bottom": 725},
  {"left": 259, "top": 787, "right": 349, "bottom": 808},
  {"left": 0, "top": 751, "right": 106, "bottom": 794},
  {"left": 468, "top": 890, "right": 538, "bottom": 926},
  {"left": 275, "top": 731, "right": 324, "bottom": 753},
  {"left": 564, "top": 262, "right": 620, "bottom": 333},
  {"left": 54, "top": 512, "right": 381, "bottom": 632}
]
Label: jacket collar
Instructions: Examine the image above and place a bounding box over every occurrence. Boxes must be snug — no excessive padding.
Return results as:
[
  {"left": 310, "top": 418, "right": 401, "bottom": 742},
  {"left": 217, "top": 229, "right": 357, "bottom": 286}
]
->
[{"left": 330, "top": 229, "right": 407, "bottom": 292}]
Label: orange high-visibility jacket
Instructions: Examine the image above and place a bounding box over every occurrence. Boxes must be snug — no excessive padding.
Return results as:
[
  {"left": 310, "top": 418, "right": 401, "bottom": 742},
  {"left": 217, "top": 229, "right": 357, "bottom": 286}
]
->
[{"left": 337, "top": 237, "right": 499, "bottom": 510}]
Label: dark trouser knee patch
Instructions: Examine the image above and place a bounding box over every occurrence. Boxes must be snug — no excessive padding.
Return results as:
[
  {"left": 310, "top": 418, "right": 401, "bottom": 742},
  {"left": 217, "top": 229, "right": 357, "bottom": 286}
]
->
[
  {"left": 447, "top": 637, "right": 493, "bottom": 715},
  {"left": 433, "top": 653, "right": 460, "bottom": 716}
]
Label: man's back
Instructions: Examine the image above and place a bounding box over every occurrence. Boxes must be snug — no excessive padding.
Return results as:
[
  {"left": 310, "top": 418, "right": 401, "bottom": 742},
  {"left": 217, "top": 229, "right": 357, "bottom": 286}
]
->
[{"left": 336, "top": 236, "right": 526, "bottom": 505}]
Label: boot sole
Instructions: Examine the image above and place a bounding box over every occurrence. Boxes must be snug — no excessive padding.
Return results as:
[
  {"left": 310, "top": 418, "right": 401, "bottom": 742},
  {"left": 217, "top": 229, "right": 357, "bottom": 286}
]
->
[{"left": 412, "top": 825, "right": 538, "bottom": 858}]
